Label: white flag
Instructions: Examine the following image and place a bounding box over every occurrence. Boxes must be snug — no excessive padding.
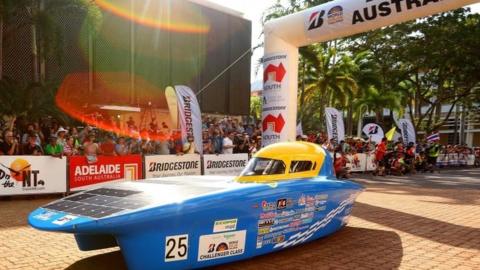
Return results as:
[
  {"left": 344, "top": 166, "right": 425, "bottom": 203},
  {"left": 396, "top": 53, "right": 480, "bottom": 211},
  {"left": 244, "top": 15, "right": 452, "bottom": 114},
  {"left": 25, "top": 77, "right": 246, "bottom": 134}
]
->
[
  {"left": 175, "top": 85, "right": 203, "bottom": 154},
  {"left": 398, "top": 118, "right": 416, "bottom": 144},
  {"left": 362, "top": 123, "right": 384, "bottom": 144},
  {"left": 296, "top": 122, "right": 303, "bottom": 136},
  {"left": 325, "top": 107, "right": 345, "bottom": 143}
]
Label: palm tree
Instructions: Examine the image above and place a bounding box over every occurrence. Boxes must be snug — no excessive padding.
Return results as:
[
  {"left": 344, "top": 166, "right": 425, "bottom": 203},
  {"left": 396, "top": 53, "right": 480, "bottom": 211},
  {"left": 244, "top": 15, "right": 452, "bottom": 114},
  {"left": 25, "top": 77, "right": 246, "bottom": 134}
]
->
[
  {"left": 353, "top": 86, "right": 403, "bottom": 130},
  {"left": 298, "top": 43, "right": 358, "bottom": 132}
]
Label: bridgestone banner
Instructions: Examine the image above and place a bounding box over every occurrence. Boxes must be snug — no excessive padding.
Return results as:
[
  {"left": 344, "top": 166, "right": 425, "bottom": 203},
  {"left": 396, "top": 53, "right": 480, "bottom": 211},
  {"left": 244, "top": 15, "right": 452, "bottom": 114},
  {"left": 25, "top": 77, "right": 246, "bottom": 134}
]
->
[
  {"left": 145, "top": 155, "right": 201, "bottom": 178},
  {"left": 0, "top": 156, "right": 66, "bottom": 196},
  {"left": 262, "top": 53, "right": 289, "bottom": 146},
  {"left": 69, "top": 155, "right": 142, "bottom": 191},
  {"left": 203, "top": 154, "right": 249, "bottom": 175},
  {"left": 398, "top": 118, "right": 416, "bottom": 144},
  {"left": 325, "top": 107, "right": 345, "bottom": 144},
  {"left": 175, "top": 85, "right": 203, "bottom": 154}
]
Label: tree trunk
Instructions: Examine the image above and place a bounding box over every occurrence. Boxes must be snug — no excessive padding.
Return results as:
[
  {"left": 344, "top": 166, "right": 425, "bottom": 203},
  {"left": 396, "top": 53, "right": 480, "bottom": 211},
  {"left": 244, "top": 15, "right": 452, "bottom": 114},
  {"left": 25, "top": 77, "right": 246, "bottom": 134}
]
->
[
  {"left": 356, "top": 108, "right": 363, "bottom": 137},
  {"left": 346, "top": 102, "right": 353, "bottom": 136},
  {"left": 0, "top": 15, "right": 3, "bottom": 80},
  {"left": 31, "top": 23, "right": 39, "bottom": 83}
]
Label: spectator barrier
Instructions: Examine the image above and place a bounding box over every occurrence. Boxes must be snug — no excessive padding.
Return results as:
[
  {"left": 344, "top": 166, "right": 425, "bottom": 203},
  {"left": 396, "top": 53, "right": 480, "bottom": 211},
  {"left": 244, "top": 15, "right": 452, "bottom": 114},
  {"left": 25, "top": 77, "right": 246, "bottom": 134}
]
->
[
  {"left": 145, "top": 154, "right": 202, "bottom": 178},
  {"left": 69, "top": 155, "right": 143, "bottom": 191},
  {"left": 436, "top": 154, "right": 475, "bottom": 167},
  {"left": 0, "top": 156, "right": 67, "bottom": 196},
  {"left": 203, "top": 154, "right": 249, "bottom": 176},
  {"left": 0, "top": 153, "right": 476, "bottom": 196}
]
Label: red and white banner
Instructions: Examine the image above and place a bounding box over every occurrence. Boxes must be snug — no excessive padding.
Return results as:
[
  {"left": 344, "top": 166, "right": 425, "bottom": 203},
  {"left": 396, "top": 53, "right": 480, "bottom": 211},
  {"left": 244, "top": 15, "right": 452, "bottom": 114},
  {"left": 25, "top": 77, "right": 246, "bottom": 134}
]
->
[
  {"left": 203, "top": 154, "right": 249, "bottom": 176},
  {"left": 69, "top": 155, "right": 142, "bottom": 191},
  {"left": 262, "top": 53, "right": 289, "bottom": 146},
  {"left": 0, "top": 156, "right": 66, "bottom": 196}
]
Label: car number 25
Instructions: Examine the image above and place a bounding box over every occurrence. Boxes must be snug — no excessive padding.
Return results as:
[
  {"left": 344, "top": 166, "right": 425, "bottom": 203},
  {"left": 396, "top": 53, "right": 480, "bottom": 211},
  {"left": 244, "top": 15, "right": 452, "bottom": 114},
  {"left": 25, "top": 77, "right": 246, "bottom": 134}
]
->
[{"left": 165, "top": 234, "right": 189, "bottom": 262}]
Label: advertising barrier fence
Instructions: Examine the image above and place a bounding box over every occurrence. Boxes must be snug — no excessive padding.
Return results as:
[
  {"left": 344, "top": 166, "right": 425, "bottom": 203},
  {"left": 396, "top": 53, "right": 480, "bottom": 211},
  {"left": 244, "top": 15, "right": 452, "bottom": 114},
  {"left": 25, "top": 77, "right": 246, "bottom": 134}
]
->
[
  {"left": 0, "top": 156, "right": 67, "bottom": 196},
  {"left": 69, "top": 155, "right": 143, "bottom": 191},
  {"left": 144, "top": 154, "right": 201, "bottom": 178},
  {"left": 0, "top": 153, "right": 477, "bottom": 196},
  {"left": 203, "top": 154, "right": 249, "bottom": 176}
]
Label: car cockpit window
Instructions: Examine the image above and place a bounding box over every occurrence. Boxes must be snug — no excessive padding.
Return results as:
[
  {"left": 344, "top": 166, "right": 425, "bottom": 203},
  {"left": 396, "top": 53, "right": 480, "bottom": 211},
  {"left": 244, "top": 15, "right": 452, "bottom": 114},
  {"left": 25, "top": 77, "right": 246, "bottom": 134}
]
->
[
  {"left": 240, "top": 158, "right": 286, "bottom": 176},
  {"left": 289, "top": 160, "right": 313, "bottom": 173}
]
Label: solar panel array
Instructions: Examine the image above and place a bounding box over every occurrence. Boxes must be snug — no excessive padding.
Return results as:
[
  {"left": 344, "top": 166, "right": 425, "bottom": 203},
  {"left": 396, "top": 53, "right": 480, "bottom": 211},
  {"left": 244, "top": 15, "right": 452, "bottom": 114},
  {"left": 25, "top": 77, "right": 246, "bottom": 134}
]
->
[
  {"left": 42, "top": 179, "right": 230, "bottom": 219},
  {"left": 44, "top": 188, "right": 149, "bottom": 219}
]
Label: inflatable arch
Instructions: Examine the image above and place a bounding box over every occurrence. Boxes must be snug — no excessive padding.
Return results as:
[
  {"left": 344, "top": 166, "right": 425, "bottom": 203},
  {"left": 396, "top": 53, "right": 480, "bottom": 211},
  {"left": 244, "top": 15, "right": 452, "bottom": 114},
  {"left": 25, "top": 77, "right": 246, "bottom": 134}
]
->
[{"left": 262, "top": 0, "right": 479, "bottom": 146}]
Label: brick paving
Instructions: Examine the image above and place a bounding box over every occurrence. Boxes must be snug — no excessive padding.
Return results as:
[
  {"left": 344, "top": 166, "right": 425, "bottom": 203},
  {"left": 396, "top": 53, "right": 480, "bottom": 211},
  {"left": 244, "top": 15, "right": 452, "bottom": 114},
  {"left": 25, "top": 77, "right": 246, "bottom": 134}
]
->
[{"left": 1, "top": 169, "right": 479, "bottom": 270}]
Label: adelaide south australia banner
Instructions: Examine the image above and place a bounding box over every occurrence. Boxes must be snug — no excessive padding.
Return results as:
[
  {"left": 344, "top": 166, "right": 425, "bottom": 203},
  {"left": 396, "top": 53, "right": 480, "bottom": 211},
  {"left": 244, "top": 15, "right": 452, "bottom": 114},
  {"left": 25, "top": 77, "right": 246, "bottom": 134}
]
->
[
  {"left": 69, "top": 155, "right": 143, "bottom": 191},
  {"left": 0, "top": 156, "right": 66, "bottom": 196}
]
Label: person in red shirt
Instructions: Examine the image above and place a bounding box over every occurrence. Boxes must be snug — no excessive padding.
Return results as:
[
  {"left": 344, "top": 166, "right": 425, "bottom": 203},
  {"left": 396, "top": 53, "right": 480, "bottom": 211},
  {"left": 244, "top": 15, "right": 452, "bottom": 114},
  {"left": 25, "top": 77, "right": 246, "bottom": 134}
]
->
[
  {"left": 100, "top": 134, "right": 117, "bottom": 156},
  {"left": 374, "top": 137, "right": 387, "bottom": 176},
  {"left": 334, "top": 151, "right": 351, "bottom": 179}
]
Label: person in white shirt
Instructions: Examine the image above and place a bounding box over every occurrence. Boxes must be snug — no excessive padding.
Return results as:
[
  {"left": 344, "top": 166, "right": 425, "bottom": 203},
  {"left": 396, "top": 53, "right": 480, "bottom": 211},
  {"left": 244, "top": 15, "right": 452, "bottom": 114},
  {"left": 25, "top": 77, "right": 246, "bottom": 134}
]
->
[
  {"left": 222, "top": 132, "right": 235, "bottom": 154},
  {"left": 183, "top": 135, "right": 198, "bottom": 154}
]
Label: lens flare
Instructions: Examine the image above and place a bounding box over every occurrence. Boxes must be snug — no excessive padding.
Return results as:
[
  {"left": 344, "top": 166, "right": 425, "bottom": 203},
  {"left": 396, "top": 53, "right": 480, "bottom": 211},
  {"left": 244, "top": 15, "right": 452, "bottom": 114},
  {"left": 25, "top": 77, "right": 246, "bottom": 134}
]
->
[
  {"left": 94, "top": 0, "right": 210, "bottom": 33},
  {"left": 56, "top": 72, "right": 180, "bottom": 141}
]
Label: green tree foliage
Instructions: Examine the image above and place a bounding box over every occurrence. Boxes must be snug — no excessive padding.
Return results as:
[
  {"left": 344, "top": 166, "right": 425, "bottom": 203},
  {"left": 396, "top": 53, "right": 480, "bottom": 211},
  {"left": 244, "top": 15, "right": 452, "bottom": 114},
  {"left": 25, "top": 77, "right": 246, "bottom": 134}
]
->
[{"left": 264, "top": 2, "right": 480, "bottom": 136}]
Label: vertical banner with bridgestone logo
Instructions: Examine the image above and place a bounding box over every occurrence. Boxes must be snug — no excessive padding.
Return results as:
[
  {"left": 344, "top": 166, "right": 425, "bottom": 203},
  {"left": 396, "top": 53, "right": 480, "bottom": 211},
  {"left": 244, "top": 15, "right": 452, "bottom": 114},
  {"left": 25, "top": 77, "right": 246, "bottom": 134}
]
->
[
  {"left": 398, "top": 118, "right": 416, "bottom": 144},
  {"left": 325, "top": 107, "right": 345, "bottom": 144},
  {"left": 175, "top": 85, "right": 203, "bottom": 154},
  {"left": 0, "top": 156, "right": 67, "bottom": 196},
  {"left": 262, "top": 53, "right": 289, "bottom": 146}
]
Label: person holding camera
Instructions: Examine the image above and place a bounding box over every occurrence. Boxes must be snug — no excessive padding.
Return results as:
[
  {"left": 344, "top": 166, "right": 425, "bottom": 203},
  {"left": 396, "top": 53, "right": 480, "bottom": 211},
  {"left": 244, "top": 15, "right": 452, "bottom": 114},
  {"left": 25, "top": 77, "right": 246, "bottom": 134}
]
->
[{"left": 0, "top": 130, "right": 20, "bottom": 155}]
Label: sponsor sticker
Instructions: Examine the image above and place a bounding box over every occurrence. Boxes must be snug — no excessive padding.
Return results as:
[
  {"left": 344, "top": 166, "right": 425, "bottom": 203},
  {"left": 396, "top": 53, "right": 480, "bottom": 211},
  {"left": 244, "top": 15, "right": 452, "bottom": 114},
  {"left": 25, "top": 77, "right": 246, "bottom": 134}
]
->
[
  {"left": 213, "top": 219, "right": 238, "bottom": 233},
  {"left": 198, "top": 230, "right": 246, "bottom": 261},
  {"left": 34, "top": 210, "right": 57, "bottom": 221},
  {"left": 52, "top": 215, "right": 78, "bottom": 225}
]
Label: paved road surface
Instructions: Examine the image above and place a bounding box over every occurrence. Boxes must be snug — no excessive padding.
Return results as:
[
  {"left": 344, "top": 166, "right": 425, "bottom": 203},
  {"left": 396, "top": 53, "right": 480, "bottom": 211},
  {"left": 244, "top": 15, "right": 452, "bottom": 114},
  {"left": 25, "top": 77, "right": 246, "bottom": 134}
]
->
[{"left": 1, "top": 168, "right": 479, "bottom": 270}]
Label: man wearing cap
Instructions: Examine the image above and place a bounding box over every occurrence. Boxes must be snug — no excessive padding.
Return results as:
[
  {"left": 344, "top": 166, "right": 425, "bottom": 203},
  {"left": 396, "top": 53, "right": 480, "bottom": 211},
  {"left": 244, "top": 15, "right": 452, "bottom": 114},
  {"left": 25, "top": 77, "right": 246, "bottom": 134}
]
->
[
  {"left": 44, "top": 135, "right": 63, "bottom": 158},
  {"left": 23, "top": 132, "right": 43, "bottom": 155}
]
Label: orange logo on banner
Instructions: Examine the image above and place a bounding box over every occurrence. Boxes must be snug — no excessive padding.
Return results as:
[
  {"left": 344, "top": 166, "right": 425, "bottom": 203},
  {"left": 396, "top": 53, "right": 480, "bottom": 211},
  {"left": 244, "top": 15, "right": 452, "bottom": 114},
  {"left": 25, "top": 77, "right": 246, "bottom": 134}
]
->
[{"left": 9, "top": 159, "right": 31, "bottom": 182}]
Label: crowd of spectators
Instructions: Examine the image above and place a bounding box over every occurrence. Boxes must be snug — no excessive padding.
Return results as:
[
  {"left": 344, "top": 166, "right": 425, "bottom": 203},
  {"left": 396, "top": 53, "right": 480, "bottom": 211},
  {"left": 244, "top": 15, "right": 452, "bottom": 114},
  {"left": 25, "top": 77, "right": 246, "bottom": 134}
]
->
[
  {"left": 1, "top": 116, "right": 479, "bottom": 176},
  {"left": 0, "top": 116, "right": 263, "bottom": 159}
]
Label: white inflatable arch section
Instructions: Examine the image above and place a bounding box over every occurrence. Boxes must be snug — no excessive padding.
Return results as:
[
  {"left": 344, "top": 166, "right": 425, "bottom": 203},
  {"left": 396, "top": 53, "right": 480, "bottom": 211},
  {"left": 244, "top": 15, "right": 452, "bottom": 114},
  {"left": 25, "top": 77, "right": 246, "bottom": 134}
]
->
[{"left": 261, "top": 0, "right": 479, "bottom": 146}]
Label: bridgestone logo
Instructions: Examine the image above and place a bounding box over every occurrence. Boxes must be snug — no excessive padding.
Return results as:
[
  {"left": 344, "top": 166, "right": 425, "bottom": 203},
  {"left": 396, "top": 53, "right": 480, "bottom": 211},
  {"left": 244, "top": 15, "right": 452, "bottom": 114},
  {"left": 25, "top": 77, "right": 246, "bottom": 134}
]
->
[
  {"left": 206, "top": 160, "right": 247, "bottom": 169},
  {"left": 149, "top": 161, "right": 199, "bottom": 172},
  {"left": 182, "top": 95, "right": 194, "bottom": 137},
  {"left": 331, "top": 114, "right": 338, "bottom": 143}
]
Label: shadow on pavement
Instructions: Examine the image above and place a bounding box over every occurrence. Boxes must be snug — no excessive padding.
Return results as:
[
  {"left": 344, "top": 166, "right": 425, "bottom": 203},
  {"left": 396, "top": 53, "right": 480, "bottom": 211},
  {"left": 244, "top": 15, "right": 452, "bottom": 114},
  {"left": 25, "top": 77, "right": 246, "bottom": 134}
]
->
[
  {"left": 65, "top": 251, "right": 127, "bottom": 270},
  {"left": 208, "top": 227, "right": 402, "bottom": 270},
  {"left": 65, "top": 227, "right": 402, "bottom": 270},
  {"left": 354, "top": 202, "right": 480, "bottom": 250}
]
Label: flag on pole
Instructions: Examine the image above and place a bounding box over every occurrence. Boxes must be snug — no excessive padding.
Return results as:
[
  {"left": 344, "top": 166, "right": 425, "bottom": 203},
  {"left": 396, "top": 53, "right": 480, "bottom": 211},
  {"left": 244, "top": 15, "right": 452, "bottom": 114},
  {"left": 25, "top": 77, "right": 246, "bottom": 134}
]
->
[
  {"left": 426, "top": 132, "right": 440, "bottom": 142},
  {"left": 385, "top": 127, "right": 396, "bottom": 141},
  {"left": 325, "top": 107, "right": 345, "bottom": 143}
]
